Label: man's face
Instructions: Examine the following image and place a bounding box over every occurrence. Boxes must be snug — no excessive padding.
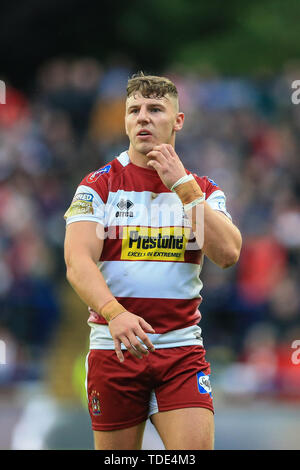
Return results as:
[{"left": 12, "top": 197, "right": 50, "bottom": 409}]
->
[{"left": 125, "top": 92, "right": 184, "bottom": 155}]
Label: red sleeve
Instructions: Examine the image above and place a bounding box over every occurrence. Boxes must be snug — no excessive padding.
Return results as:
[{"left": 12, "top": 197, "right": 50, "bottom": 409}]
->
[
  {"left": 192, "top": 174, "right": 222, "bottom": 199},
  {"left": 79, "top": 163, "right": 112, "bottom": 203}
]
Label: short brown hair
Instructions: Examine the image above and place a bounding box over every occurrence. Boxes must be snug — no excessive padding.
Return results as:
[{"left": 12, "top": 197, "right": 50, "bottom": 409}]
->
[{"left": 127, "top": 71, "right": 178, "bottom": 100}]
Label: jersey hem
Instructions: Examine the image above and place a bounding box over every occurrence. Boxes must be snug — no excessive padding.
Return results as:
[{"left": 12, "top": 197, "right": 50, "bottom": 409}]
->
[
  {"left": 89, "top": 340, "right": 203, "bottom": 350},
  {"left": 88, "top": 324, "right": 204, "bottom": 349}
]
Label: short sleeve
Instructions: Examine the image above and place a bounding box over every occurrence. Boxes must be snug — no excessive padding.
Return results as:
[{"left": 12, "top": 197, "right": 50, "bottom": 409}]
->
[
  {"left": 205, "top": 189, "right": 232, "bottom": 221},
  {"left": 64, "top": 184, "right": 106, "bottom": 226},
  {"left": 193, "top": 174, "right": 232, "bottom": 221}
]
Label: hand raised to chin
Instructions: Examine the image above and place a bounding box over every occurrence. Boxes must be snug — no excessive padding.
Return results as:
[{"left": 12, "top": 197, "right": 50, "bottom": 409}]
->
[{"left": 146, "top": 144, "right": 187, "bottom": 190}]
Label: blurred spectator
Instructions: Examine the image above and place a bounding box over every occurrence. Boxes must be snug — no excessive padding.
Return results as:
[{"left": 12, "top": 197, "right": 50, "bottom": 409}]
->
[
  {"left": 89, "top": 63, "right": 131, "bottom": 144},
  {"left": 0, "top": 85, "right": 30, "bottom": 128},
  {"left": 236, "top": 235, "right": 287, "bottom": 306},
  {"left": 36, "top": 58, "right": 102, "bottom": 139}
]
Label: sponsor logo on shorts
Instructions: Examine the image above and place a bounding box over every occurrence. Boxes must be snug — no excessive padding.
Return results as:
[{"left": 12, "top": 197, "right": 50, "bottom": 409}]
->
[
  {"left": 90, "top": 390, "right": 101, "bottom": 415},
  {"left": 86, "top": 164, "right": 111, "bottom": 183},
  {"left": 196, "top": 371, "right": 212, "bottom": 397},
  {"left": 120, "top": 226, "right": 188, "bottom": 261}
]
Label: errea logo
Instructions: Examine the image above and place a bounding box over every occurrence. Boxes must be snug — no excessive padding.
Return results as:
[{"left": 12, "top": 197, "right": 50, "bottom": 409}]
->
[{"left": 116, "top": 199, "right": 134, "bottom": 217}]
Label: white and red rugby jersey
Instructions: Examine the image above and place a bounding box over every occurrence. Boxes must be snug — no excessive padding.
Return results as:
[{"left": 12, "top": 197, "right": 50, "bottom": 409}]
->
[{"left": 64, "top": 151, "right": 231, "bottom": 348}]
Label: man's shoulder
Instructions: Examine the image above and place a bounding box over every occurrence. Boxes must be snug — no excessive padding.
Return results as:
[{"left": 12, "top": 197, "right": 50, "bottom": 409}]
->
[
  {"left": 188, "top": 171, "right": 224, "bottom": 198},
  {"left": 78, "top": 153, "right": 129, "bottom": 198},
  {"left": 84, "top": 153, "right": 128, "bottom": 184}
]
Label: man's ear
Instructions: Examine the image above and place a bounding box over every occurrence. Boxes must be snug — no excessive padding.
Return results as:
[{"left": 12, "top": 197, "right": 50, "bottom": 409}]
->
[{"left": 174, "top": 112, "right": 184, "bottom": 132}]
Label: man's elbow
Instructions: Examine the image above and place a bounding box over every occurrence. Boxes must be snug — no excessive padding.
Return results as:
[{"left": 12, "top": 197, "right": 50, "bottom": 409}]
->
[
  {"left": 64, "top": 250, "right": 80, "bottom": 285},
  {"left": 65, "top": 256, "right": 77, "bottom": 286},
  {"left": 220, "top": 247, "right": 241, "bottom": 269}
]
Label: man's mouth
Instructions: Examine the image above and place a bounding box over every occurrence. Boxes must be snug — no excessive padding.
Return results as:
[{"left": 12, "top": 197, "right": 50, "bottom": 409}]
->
[{"left": 137, "top": 129, "right": 152, "bottom": 138}]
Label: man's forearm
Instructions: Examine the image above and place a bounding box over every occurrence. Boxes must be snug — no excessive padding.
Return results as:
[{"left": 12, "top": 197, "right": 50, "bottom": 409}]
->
[
  {"left": 66, "top": 257, "right": 115, "bottom": 314},
  {"left": 186, "top": 202, "right": 242, "bottom": 268}
]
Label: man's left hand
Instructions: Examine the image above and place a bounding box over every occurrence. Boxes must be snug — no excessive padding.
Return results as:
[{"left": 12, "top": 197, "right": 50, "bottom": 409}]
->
[{"left": 147, "top": 144, "right": 186, "bottom": 189}]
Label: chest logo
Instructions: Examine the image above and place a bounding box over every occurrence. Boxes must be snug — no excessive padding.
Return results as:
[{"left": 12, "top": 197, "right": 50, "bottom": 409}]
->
[
  {"left": 116, "top": 199, "right": 134, "bottom": 217},
  {"left": 120, "top": 226, "right": 188, "bottom": 261}
]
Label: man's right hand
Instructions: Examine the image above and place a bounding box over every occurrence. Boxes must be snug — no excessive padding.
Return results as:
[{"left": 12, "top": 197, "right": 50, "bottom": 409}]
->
[{"left": 108, "top": 311, "right": 156, "bottom": 362}]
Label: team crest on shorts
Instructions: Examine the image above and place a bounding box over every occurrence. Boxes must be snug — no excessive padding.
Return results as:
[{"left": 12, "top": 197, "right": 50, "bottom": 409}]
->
[
  {"left": 196, "top": 371, "right": 212, "bottom": 397},
  {"left": 90, "top": 390, "right": 101, "bottom": 415}
]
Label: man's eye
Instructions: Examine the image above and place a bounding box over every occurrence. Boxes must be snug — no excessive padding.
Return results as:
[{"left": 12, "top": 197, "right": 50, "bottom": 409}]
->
[{"left": 151, "top": 108, "right": 161, "bottom": 112}]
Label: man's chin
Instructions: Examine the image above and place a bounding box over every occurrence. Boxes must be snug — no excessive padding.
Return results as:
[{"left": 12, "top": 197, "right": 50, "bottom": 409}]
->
[{"left": 136, "top": 143, "right": 155, "bottom": 156}]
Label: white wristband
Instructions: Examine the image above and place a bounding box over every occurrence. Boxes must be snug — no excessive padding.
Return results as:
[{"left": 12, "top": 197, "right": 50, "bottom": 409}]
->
[
  {"left": 183, "top": 195, "right": 205, "bottom": 212},
  {"left": 171, "top": 174, "right": 194, "bottom": 192}
]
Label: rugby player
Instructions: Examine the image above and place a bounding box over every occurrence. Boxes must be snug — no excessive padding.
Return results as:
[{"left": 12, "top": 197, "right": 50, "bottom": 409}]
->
[{"left": 64, "top": 72, "right": 242, "bottom": 450}]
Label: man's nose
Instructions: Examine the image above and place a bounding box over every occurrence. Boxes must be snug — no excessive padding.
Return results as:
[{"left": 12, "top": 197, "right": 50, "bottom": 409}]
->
[{"left": 137, "top": 108, "right": 150, "bottom": 123}]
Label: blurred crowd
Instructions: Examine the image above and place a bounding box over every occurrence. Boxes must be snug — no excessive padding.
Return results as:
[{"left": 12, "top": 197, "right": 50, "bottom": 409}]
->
[{"left": 0, "top": 57, "right": 299, "bottom": 400}]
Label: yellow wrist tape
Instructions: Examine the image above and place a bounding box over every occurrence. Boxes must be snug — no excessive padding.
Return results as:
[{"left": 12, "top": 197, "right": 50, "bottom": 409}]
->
[
  {"left": 100, "top": 299, "right": 126, "bottom": 322},
  {"left": 173, "top": 178, "right": 204, "bottom": 205}
]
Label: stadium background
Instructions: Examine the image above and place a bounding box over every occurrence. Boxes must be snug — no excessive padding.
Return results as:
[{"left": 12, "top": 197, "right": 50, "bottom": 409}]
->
[{"left": 0, "top": 0, "right": 300, "bottom": 449}]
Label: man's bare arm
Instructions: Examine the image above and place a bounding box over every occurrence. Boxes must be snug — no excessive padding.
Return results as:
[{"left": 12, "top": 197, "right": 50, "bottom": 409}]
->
[
  {"left": 64, "top": 221, "right": 113, "bottom": 312},
  {"left": 64, "top": 221, "right": 155, "bottom": 362},
  {"left": 184, "top": 202, "right": 242, "bottom": 268}
]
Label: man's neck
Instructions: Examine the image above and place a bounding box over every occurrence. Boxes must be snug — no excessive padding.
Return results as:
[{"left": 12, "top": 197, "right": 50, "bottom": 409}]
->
[{"left": 127, "top": 147, "right": 153, "bottom": 169}]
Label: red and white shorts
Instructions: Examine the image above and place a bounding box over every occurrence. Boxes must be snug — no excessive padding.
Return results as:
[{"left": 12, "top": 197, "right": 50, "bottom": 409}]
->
[{"left": 86, "top": 345, "right": 214, "bottom": 431}]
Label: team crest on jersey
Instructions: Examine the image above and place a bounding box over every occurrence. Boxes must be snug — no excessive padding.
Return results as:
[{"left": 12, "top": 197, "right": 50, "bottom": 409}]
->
[
  {"left": 86, "top": 164, "right": 111, "bottom": 183},
  {"left": 196, "top": 371, "right": 212, "bottom": 397},
  {"left": 207, "top": 177, "right": 218, "bottom": 187},
  {"left": 90, "top": 390, "right": 101, "bottom": 415}
]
